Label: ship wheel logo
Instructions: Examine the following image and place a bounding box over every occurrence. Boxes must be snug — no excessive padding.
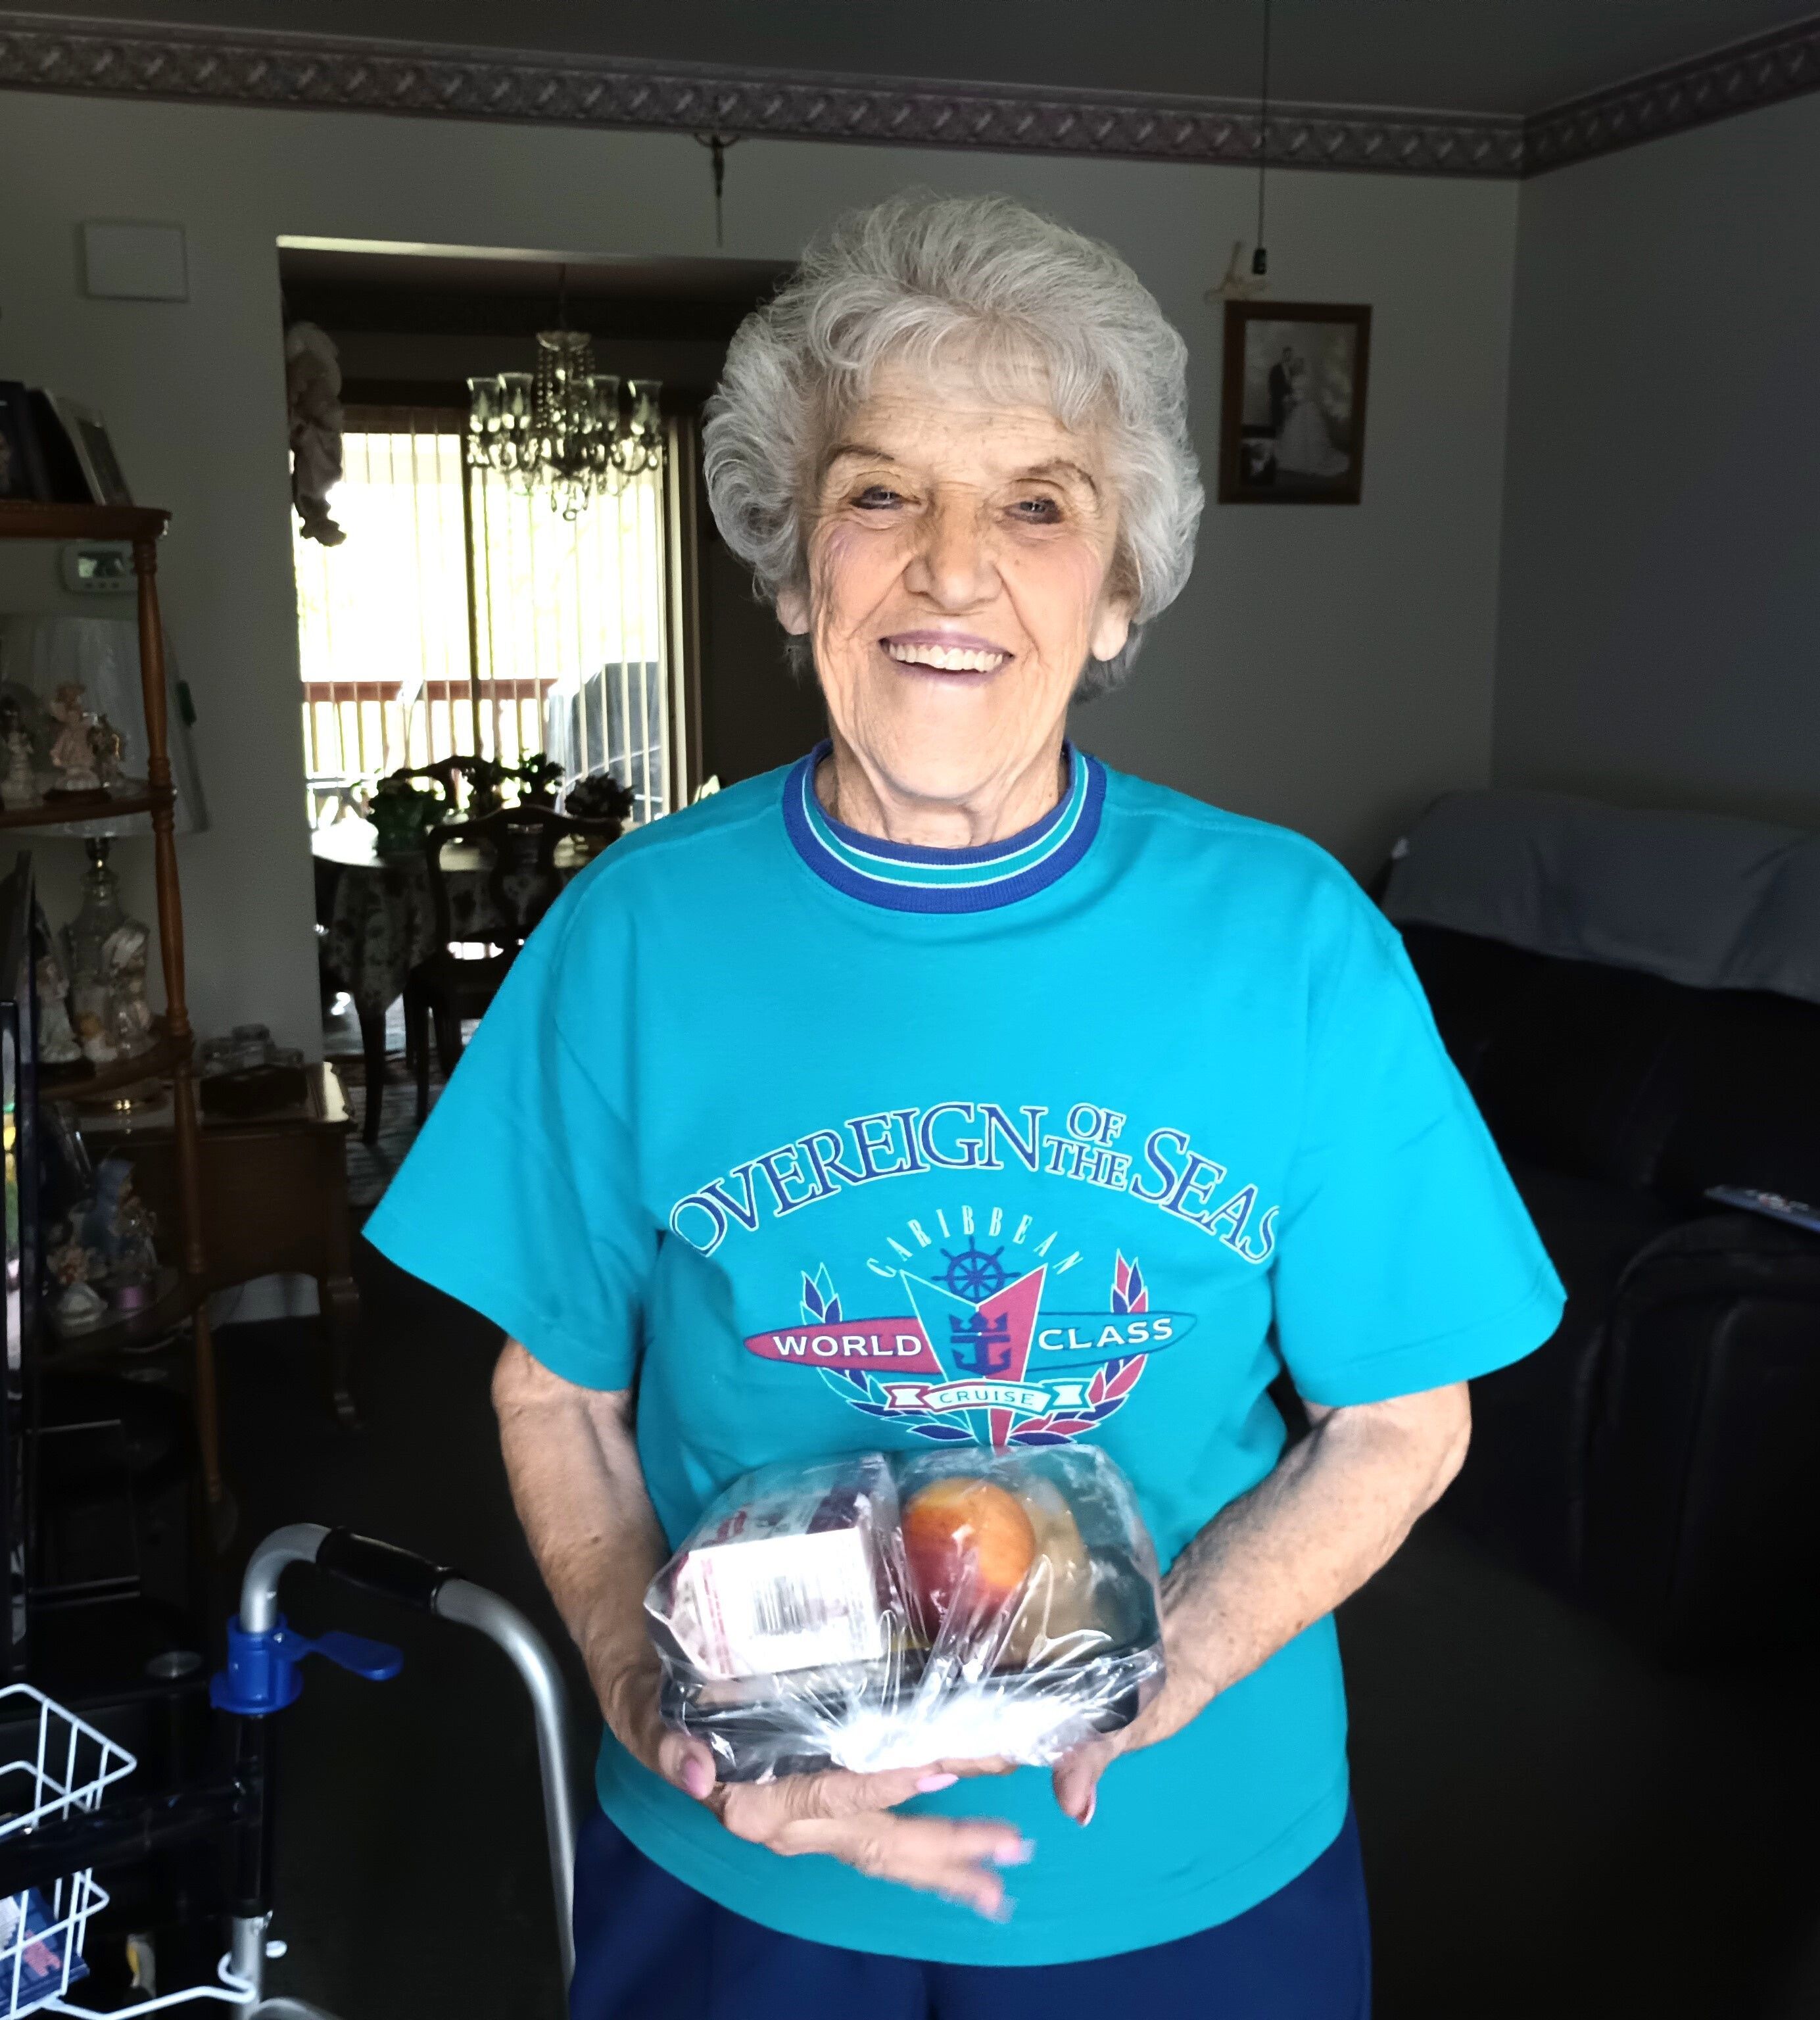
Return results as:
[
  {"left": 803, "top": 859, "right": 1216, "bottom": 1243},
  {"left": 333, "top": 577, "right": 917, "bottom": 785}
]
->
[{"left": 938, "top": 1242, "right": 1009, "bottom": 1303}]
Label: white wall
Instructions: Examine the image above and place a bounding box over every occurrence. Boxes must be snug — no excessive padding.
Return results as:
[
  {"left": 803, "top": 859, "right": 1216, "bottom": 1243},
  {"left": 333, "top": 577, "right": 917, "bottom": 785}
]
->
[
  {"left": 0, "top": 91, "right": 1521, "bottom": 1048},
  {"left": 1497, "top": 91, "right": 1820, "bottom": 830}
]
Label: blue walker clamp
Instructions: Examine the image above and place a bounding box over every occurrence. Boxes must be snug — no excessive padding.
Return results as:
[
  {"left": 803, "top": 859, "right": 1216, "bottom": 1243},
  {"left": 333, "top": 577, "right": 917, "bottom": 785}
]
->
[{"left": 210, "top": 1613, "right": 404, "bottom": 1716}]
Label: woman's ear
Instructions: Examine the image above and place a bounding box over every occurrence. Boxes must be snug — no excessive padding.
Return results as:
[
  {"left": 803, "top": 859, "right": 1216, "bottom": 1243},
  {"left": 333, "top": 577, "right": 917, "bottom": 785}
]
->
[
  {"left": 776, "top": 585, "right": 811, "bottom": 637},
  {"left": 1089, "top": 597, "right": 1132, "bottom": 665}
]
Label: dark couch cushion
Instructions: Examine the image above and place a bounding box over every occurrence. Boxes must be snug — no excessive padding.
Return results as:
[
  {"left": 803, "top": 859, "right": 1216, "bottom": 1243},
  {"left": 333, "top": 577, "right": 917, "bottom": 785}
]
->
[
  {"left": 1649, "top": 990, "right": 1820, "bottom": 1211},
  {"left": 1581, "top": 1214, "right": 1820, "bottom": 1659},
  {"left": 1441, "top": 1160, "right": 1679, "bottom": 1590},
  {"left": 1401, "top": 924, "right": 1820, "bottom": 1203},
  {"left": 1400, "top": 924, "right": 1692, "bottom": 1189},
  {"left": 1470, "top": 957, "right": 1696, "bottom": 1189},
  {"left": 1395, "top": 924, "right": 1547, "bottom": 1093}
]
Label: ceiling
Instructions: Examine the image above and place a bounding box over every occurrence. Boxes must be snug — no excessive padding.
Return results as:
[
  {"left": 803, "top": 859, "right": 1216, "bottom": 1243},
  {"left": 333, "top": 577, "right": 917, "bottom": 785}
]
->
[{"left": 15, "top": 0, "right": 1820, "bottom": 118}]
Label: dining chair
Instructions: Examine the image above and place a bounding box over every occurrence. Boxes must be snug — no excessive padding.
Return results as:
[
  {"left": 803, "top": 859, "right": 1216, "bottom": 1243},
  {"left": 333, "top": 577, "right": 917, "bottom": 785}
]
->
[
  {"left": 403, "top": 802, "right": 625, "bottom": 1124},
  {"left": 383, "top": 755, "right": 502, "bottom": 818}
]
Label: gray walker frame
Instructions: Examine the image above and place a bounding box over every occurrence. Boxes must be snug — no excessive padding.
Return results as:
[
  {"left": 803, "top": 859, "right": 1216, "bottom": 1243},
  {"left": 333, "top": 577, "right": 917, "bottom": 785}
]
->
[{"left": 228, "top": 1523, "right": 579, "bottom": 2017}]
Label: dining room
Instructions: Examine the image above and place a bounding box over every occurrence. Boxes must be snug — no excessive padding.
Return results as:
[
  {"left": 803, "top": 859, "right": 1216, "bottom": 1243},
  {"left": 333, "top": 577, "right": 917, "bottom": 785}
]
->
[{"left": 292, "top": 243, "right": 823, "bottom": 1193}]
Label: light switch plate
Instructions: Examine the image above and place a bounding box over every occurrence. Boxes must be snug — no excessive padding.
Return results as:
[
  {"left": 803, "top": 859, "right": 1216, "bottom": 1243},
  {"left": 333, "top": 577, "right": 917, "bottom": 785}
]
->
[{"left": 83, "top": 221, "right": 188, "bottom": 302}]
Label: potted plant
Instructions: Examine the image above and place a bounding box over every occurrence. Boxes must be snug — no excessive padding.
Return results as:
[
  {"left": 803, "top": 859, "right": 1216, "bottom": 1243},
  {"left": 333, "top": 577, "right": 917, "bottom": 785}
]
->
[{"left": 368, "top": 774, "right": 446, "bottom": 857}]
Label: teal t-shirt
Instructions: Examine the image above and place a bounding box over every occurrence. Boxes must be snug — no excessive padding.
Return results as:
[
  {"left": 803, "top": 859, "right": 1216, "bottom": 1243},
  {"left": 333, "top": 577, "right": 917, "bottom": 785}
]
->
[{"left": 367, "top": 747, "right": 1562, "bottom": 1967}]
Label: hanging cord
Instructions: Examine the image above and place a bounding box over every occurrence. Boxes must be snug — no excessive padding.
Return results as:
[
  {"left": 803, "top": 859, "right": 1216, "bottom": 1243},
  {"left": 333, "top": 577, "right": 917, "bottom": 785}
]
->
[
  {"left": 1253, "top": 0, "right": 1273, "bottom": 276},
  {"left": 695, "top": 133, "right": 742, "bottom": 249}
]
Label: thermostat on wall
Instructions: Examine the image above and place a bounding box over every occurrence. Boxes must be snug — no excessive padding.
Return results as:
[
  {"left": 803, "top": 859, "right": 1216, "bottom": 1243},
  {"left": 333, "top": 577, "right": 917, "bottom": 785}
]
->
[{"left": 61, "top": 542, "right": 134, "bottom": 593}]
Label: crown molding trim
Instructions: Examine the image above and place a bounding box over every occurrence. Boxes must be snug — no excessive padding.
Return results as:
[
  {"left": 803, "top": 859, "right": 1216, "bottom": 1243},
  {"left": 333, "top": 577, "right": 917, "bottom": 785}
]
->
[
  {"left": 1526, "top": 12, "right": 1820, "bottom": 174},
  {"left": 0, "top": 12, "right": 1523, "bottom": 176},
  {"left": 0, "top": 10, "right": 1817, "bottom": 181}
]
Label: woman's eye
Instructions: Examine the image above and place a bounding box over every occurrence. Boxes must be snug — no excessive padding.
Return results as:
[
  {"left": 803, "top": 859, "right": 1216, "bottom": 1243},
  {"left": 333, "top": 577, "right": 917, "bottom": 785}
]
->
[
  {"left": 1011, "top": 496, "right": 1063, "bottom": 523},
  {"left": 854, "top": 486, "right": 902, "bottom": 510}
]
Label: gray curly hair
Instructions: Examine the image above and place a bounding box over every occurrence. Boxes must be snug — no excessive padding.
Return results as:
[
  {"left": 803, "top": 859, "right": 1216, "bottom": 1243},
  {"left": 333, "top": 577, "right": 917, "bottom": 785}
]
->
[{"left": 702, "top": 191, "right": 1203, "bottom": 697}]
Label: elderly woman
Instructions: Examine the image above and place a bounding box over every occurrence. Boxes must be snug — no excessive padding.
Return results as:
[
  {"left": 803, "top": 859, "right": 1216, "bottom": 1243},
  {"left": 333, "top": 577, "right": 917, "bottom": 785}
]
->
[{"left": 369, "top": 192, "right": 1561, "bottom": 2019}]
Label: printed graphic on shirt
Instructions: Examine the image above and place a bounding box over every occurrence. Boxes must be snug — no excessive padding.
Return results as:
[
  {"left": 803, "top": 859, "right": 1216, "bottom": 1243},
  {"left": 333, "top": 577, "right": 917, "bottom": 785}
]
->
[
  {"left": 670, "top": 1100, "right": 1280, "bottom": 1266},
  {"left": 744, "top": 1231, "right": 1195, "bottom": 1449}
]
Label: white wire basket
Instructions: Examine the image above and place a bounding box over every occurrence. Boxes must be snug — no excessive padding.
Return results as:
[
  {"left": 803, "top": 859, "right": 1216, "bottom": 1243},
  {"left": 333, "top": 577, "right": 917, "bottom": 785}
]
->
[{"left": 0, "top": 1684, "right": 134, "bottom": 2019}]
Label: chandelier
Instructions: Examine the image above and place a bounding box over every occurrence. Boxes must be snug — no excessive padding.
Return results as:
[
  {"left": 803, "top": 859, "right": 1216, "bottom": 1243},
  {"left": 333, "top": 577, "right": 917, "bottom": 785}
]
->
[{"left": 467, "top": 299, "right": 663, "bottom": 520}]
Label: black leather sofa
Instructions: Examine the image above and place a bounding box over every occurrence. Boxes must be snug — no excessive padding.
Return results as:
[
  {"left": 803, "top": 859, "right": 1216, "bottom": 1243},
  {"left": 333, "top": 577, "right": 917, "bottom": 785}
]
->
[{"left": 1385, "top": 816, "right": 1820, "bottom": 1664}]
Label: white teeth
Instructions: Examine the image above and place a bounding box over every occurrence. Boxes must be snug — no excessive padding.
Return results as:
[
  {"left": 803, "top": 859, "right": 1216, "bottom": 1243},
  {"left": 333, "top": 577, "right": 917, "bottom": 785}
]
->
[{"left": 885, "top": 642, "right": 1009, "bottom": 672}]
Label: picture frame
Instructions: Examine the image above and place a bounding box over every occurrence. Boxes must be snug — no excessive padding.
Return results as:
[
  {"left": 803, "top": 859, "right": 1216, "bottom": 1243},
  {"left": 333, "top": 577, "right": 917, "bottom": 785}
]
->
[
  {"left": 0, "top": 384, "right": 50, "bottom": 504},
  {"left": 1218, "top": 301, "right": 1372, "bottom": 506},
  {"left": 43, "top": 396, "right": 133, "bottom": 508}
]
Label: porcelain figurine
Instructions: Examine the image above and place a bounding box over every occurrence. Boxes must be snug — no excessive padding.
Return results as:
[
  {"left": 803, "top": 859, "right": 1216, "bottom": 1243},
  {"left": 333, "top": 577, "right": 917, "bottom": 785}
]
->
[
  {"left": 102, "top": 920, "right": 155, "bottom": 1055},
  {"left": 89, "top": 714, "right": 126, "bottom": 790},
  {"left": 34, "top": 942, "right": 82, "bottom": 1065},
  {"left": 47, "top": 1231, "right": 106, "bottom": 1335},
  {"left": 1, "top": 727, "right": 37, "bottom": 810},
  {"left": 69, "top": 980, "right": 117, "bottom": 1065},
  {"left": 47, "top": 683, "right": 100, "bottom": 796},
  {"left": 84, "top": 1158, "right": 158, "bottom": 1309}
]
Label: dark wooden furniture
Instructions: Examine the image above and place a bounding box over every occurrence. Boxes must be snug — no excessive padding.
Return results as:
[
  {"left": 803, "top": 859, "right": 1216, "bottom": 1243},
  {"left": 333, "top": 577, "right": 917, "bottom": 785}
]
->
[
  {"left": 0, "top": 501, "right": 219, "bottom": 1509},
  {"left": 381, "top": 754, "right": 562, "bottom": 817},
  {"left": 95, "top": 1064, "right": 358, "bottom": 1424},
  {"left": 314, "top": 816, "right": 600, "bottom": 1143},
  {"left": 404, "top": 804, "right": 619, "bottom": 1122},
  {"left": 384, "top": 755, "right": 499, "bottom": 815},
  {"left": 312, "top": 818, "right": 408, "bottom": 1145}
]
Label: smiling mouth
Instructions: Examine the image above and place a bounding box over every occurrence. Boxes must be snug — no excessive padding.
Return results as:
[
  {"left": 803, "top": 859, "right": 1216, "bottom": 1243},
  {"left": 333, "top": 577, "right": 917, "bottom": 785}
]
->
[{"left": 883, "top": 640, "right": 1011, "bottom": 673}]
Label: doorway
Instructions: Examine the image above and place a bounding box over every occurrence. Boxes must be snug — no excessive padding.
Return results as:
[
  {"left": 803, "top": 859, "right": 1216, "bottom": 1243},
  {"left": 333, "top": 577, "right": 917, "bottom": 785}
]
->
[{"left": 282, "top": 241, "right": 822, "bottom": 1184}]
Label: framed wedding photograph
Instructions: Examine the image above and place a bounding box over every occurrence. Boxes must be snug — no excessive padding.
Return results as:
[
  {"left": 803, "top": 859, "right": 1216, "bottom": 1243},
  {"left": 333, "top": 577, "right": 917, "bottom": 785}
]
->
[
  {"left": 45, "top": 395, "right": 133, "bottom": 507},
  {"left": 1218, "top": 301, "right": 1372, "bottom": 506}
]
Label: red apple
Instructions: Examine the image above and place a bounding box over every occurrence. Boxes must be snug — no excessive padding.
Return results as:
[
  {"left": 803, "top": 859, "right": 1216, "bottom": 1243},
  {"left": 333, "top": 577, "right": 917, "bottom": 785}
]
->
[{"left": 902, "top": 1477, "right": 1036, "bottom": 1629}]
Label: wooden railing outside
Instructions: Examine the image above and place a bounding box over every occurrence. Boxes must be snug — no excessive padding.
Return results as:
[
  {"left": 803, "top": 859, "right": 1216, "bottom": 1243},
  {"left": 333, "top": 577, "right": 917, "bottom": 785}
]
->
[
  {"left": 294, "top": 410, "right": 684, "bottom": 830},
  {"left": 302, "top": 675, "right": 556, "bottom": 827}
]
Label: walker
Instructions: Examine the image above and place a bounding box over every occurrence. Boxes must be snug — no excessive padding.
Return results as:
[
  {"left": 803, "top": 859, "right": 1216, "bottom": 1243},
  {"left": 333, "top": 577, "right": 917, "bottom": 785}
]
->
[{"left": 0, "top": 1524, "right": 579, "bottom": 2015}]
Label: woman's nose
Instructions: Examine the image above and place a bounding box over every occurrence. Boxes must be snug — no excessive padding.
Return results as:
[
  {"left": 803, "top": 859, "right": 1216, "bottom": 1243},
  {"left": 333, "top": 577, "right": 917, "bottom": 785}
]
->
[{"left": 905, "top": 497, "right": 998, "bottom": 609}]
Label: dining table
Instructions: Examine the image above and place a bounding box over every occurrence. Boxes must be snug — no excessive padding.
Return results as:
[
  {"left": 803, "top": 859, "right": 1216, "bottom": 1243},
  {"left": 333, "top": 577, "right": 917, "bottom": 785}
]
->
[{"left": 311, "top": 817, "right": 589, "bottom": 1143}]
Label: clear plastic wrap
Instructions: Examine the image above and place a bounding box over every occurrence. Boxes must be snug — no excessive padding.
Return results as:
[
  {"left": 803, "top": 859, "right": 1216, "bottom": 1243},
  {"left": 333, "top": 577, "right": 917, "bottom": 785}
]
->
[{"left": 646, "top": 1444, "right": 1165, "bottom": 1781}]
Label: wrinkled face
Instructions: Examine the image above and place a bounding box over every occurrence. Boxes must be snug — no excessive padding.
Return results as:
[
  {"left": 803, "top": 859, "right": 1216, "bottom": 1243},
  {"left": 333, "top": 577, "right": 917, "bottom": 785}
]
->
[{"left": 777, "top": 358, "right": 1132, "bottom": 807}]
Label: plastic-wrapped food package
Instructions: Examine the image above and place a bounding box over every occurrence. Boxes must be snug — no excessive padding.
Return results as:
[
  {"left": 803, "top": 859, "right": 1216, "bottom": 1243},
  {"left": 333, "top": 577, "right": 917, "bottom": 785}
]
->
[{"left": 646, "top": 1445, "right": 1165, "bottom": 1781}]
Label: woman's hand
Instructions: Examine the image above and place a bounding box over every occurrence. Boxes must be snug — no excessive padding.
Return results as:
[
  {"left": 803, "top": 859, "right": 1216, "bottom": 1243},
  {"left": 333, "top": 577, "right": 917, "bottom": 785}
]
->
[
  {"left": 1052, "top": 1382, "right": 1473, "bottom": 1826},
  {"left": 604, "top": 1664, "right": 1028, "bottom": 1919},
  {"left": 1050, "top": 1664, "right": 1207, "bottom": 1826},
  {"left": 713, "top": 1760, "right": 1030, "bottom": 1920},
  {"left": 492, "top": 1345, "right": 1030, "bottom": 1919}
]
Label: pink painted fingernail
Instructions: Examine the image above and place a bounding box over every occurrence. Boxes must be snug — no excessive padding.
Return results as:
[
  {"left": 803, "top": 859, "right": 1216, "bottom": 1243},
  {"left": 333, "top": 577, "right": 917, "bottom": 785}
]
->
[
  {"left": 917, "top": 1772, "right": 959, "bottom": 1793},
  {"left": 993, "top": 1839, "right": 1035, "bottom": 1867},
  {"left": 681, "top": 1758, "right": 714, "bottom": 1800},
  {"left": 1080, "top": 1791, "right": 1096, "bottom": 1828}
]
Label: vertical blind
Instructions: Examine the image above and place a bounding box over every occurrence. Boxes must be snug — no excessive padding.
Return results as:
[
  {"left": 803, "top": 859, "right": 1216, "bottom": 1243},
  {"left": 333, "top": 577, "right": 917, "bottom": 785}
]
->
[{"left": 293, "top": 405, "right": 679, "bottom": 826}]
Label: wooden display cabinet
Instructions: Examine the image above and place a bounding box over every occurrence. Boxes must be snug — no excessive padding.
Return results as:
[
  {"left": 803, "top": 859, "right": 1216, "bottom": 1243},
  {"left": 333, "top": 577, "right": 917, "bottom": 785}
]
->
[{"left": 0, "top": 502, "right": 220, "bottom": 1510}]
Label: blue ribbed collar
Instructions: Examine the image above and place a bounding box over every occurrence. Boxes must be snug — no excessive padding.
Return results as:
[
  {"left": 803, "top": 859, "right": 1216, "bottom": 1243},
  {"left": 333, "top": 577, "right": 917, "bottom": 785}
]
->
[{"left": 781, "top": 741, "right": 1106, "bottom": 913}]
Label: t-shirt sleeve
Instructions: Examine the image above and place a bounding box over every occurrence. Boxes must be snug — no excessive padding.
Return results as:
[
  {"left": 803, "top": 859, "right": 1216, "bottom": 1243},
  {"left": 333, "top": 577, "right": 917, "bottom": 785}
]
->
[
  {"left": 362, "top": 886, "right": 653, "bottom": 1392},
  {"left": 1270, "top": 880, "right": 1564, "bottom": 1408}
]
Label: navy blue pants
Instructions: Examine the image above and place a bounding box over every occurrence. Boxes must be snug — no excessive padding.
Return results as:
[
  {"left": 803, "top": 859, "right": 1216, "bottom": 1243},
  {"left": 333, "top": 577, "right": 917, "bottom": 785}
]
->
[{"left": 571, "top": 1804, "right": 1371, "bottom": 2019}]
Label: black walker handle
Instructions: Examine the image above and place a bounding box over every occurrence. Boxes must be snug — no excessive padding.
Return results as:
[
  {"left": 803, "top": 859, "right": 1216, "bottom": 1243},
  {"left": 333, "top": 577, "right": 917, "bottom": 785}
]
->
[{"left": 312, "top": 1529, "right": 460, "bottom": 1612}]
